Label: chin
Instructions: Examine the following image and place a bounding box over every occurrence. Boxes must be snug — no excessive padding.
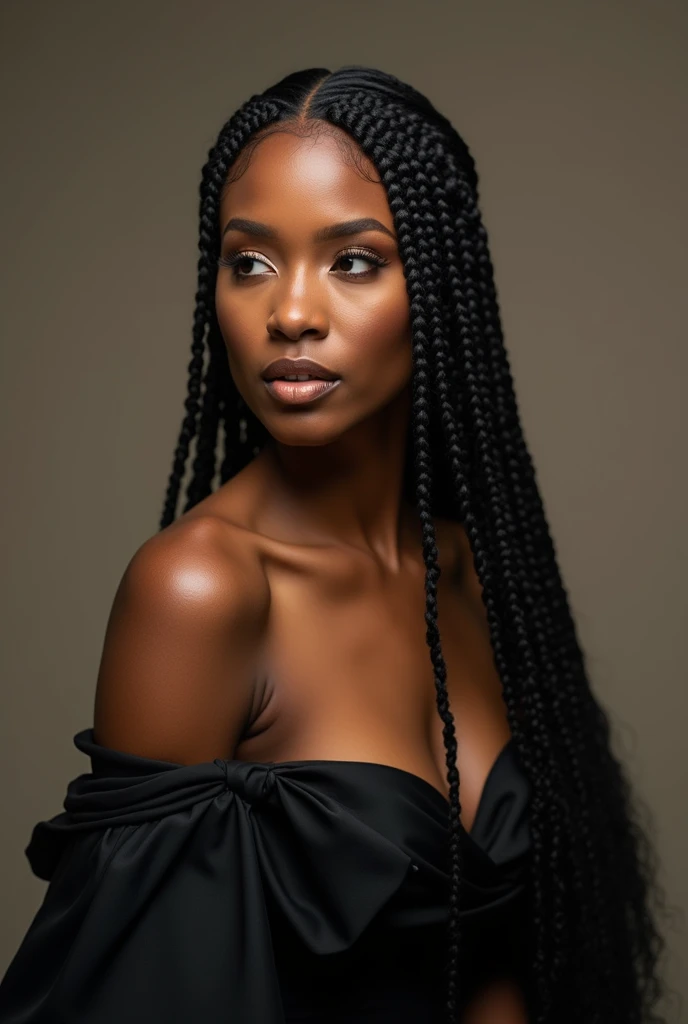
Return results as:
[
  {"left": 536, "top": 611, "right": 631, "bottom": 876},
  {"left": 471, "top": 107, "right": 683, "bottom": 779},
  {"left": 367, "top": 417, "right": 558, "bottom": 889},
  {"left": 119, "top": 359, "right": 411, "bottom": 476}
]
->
[{"left": 264, "top": 423, "right": 345, "bottom": 448}]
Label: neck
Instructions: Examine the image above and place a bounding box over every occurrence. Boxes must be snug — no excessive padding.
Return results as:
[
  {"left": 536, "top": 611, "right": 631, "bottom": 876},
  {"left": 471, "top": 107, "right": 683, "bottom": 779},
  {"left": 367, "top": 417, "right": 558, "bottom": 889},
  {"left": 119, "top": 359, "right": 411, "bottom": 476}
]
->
[{"left": 255, "top": 384, "right": 420, "bottom": 569}]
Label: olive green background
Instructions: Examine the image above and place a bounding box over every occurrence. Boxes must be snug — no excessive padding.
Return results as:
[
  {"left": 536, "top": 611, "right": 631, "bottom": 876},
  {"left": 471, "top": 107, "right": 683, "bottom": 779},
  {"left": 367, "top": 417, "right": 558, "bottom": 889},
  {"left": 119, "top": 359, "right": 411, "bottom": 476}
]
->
[{"left": 1, "top": 0, "right": 686, "bottom": 1016}]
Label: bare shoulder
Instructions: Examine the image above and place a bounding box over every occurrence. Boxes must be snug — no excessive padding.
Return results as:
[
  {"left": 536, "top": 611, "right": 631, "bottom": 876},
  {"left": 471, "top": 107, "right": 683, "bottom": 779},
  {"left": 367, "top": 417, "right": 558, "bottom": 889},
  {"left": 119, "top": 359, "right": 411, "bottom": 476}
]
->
[{"left": 93, "top": 515, "right": 271, "bottom": 765}]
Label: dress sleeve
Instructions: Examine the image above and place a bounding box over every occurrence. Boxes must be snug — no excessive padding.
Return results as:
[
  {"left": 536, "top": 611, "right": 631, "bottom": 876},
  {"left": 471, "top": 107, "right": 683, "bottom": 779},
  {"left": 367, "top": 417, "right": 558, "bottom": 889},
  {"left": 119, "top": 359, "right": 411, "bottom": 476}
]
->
[
  {"left": 0, "top": 729, "right": 414, "bottom": 1024},
  {"left": 0, "top": 732, "right": 285, "bottom": 1023}
]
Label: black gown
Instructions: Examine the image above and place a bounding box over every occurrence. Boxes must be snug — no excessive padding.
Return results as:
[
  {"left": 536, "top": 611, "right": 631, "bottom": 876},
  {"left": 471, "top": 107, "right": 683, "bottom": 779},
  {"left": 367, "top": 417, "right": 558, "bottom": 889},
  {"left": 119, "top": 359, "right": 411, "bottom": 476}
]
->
[{"left": 0, "top": 729, "right": 533, "bottom": 1023}]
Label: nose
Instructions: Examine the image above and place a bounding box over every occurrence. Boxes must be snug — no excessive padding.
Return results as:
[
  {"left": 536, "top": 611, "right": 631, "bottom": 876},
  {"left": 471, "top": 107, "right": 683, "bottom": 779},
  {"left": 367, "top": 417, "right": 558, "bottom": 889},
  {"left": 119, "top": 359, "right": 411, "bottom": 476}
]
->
[{"left": 266, "top": 269, "right": 329, "bottom": 342}]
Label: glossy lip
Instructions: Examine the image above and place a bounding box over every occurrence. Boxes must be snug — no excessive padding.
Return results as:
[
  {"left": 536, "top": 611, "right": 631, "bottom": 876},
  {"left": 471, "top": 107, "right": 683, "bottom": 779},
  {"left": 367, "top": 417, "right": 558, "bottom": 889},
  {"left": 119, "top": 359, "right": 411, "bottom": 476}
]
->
[
  {"left": 261, "top": 356, "right": 340, "bottom": 382},
  {"left": 264, "top": 378, "right": 342, "bottom": 405}
]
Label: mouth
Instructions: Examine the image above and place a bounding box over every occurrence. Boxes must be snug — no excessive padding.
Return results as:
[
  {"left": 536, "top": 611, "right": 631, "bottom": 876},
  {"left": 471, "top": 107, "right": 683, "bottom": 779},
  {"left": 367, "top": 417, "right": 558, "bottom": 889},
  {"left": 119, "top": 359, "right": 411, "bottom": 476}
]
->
[
  {"left": 261, "top": 357, "right": 340, "bottom": 383},
  {"left": 264, "top": 377, "right": 342, "bottom": 405}
]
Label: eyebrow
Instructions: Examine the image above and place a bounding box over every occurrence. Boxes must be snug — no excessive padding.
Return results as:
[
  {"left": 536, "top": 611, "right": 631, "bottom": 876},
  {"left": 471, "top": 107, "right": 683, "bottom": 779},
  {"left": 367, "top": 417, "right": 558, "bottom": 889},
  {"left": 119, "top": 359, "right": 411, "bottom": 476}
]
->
[{"left": 221, "top": 216, "right": 396, "bottom": 242}]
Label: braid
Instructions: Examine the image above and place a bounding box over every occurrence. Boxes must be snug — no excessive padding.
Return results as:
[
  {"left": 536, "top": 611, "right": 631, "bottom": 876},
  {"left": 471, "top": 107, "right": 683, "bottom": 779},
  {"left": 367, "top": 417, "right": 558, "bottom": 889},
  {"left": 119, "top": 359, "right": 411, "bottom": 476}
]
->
[
  {"left": 159, "top": 307, "right": 205, "bottom": 528},
  {"left": 427, "top": 136, "right": 563, "bottom": 1013},
  {"left": 160, "top": 65, "right": 674, "bottom": 1023},
  {"left": 468, "top": 176, "right": 671, "bottom": 1019},
  {"left": 351, "top": 97, "right": 467, "bottom": 1014},
  {"left": 466, "top": 186, "right": 615, "bottom": 1009},
  {"left": 183, "top": 327, "right": 224, "bottom": 509},
  {"left": 160, "top": 95, "right": 286, "bottom": 527}
]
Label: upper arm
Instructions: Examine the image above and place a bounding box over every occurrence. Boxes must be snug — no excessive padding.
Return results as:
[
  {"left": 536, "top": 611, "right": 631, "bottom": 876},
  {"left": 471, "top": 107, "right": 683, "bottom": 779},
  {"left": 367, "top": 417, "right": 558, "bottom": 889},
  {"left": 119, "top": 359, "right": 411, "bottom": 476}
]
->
[{"left": 93, "top": 517, "right": 271, "bottom": 765}]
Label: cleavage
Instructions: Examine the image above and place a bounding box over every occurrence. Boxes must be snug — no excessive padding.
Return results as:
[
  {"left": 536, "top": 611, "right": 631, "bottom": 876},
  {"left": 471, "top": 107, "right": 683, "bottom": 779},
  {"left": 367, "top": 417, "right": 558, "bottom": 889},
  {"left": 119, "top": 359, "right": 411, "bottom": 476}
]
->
[{"left": 240, "top": 527, "right": 512, "bottom": 832}]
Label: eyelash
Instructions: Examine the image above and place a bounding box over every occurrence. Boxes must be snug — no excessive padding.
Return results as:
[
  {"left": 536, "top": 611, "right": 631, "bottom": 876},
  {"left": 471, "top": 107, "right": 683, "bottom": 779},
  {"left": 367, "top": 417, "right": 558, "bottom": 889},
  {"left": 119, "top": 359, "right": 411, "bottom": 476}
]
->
[{"left": 216, "top": 246, "right": 389, "bottom": 280}]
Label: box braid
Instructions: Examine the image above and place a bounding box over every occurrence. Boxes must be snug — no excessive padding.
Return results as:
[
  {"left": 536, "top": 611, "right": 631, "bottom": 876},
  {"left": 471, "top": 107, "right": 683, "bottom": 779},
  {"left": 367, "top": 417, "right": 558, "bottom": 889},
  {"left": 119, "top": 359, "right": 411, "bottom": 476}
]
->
[
  {"left": 460, "top": 152, "right": 672, "bottom": 1015},
  {"left": 159, "top": 66, "right": 673, "bottom": 1023}
]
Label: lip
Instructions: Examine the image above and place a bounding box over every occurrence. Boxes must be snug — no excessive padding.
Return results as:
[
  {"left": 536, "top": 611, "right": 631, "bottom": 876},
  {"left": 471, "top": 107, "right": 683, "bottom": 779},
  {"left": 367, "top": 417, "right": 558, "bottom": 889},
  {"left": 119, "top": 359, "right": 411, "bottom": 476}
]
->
[
  {"left": 264, "top": 378, "right": 342, "bottom": 405},
  {"left": 261, "top": 356, "right": 340, "bottom": 382}
]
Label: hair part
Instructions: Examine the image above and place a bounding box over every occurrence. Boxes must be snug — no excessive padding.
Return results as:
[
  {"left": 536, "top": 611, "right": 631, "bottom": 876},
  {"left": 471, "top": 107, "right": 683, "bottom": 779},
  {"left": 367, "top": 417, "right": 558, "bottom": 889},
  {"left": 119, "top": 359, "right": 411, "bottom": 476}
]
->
[{"left": 160, "top": 64, "right": 675, "bottom": 1023}]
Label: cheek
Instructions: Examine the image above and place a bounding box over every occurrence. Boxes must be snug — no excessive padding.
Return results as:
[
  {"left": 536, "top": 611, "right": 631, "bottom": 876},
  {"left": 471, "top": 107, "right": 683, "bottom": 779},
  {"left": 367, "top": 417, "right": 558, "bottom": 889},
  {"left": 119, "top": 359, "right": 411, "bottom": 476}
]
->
[
  {"left": 346, "top": 283, "right": 412, "bottom": 384},
  {"left": 215, "top": 288, "right": 243, "bottom": 346},
  {"left": 215, "top": 290, "right": 256, "bottom": 378}
]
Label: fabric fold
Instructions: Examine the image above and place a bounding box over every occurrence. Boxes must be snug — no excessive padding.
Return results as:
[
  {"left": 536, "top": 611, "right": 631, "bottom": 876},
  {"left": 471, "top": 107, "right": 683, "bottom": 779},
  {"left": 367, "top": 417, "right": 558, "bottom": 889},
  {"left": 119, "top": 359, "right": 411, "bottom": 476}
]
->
[
  {"left": 0, "top": 730, "right": 414, "bottom": 1024},
  {"left": 0, "top": 728, "right": 532, "bottom": 1024}
]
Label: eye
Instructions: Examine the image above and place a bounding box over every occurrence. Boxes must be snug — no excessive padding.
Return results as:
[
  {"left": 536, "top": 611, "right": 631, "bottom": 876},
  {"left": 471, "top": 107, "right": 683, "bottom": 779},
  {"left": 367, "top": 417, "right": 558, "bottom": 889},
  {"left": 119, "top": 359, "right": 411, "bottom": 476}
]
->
[
  {"left": 333, "top": 248, "right": 389, "bottom": 279},
  {"left": 217, "top": 246, "right": 389, "bottom": 281},
  {"left": 217, "top": 250, "right": 274, "bottom": 278}
]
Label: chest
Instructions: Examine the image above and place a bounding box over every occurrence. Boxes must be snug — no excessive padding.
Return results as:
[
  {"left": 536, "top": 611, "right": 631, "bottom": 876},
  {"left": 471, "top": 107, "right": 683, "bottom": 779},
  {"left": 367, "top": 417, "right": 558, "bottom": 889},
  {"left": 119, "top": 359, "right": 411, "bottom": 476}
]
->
[{"left": 239, "top": 525, "right": 510, "bottom": 772}]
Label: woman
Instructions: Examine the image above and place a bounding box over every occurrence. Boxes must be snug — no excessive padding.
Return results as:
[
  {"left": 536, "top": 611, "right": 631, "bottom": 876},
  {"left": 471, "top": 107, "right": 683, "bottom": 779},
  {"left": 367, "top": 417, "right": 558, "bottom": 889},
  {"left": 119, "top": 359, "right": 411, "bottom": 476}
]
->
[{"left": 0, "top": 66, "right": 670, "bottom": 1024}]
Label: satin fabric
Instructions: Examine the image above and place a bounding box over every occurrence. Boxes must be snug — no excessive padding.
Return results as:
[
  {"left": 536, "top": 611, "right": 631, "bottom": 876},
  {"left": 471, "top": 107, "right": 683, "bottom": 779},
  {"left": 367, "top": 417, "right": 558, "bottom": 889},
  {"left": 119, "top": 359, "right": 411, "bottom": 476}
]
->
[{"left": 0, "top": 729, "right": 532, "bottom": 1023}]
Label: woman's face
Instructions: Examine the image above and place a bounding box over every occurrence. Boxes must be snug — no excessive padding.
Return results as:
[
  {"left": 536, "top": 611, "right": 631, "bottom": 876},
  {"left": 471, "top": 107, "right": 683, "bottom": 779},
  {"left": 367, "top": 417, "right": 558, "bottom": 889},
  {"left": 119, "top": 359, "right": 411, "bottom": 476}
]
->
[{"left": 215, "top": 127, "right": 412, "bottom": 447}]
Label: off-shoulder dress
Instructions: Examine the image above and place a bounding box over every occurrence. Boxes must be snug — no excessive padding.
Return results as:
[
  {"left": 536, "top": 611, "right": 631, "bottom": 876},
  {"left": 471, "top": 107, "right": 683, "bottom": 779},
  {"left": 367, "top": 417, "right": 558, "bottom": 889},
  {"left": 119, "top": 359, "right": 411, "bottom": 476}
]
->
[{"left": 0, "top": 728, "right": 533, "bottom": 1023}]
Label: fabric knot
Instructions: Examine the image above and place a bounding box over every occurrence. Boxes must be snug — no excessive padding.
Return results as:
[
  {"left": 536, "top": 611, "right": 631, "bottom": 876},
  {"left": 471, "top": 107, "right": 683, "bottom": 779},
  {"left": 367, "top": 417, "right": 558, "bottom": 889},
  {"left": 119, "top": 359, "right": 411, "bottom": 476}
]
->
[{"left": 214, "top": 758, "right": 277, "bottom": 804}]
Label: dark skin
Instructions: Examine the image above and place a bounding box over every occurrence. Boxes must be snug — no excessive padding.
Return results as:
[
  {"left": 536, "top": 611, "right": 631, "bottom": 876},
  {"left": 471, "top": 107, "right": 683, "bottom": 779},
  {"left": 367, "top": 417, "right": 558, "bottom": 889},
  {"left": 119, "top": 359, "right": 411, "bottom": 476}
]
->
[{"left": 94, "top": 127, "right": 526, "bottom": 1022}]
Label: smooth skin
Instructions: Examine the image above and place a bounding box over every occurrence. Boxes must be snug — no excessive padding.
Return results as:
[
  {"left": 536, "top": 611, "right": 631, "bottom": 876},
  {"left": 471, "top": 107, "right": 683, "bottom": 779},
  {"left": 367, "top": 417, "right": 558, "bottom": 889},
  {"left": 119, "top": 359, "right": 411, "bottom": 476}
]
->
[{"left": 94, "top": 125, "right": 527, "bottom": 1022}]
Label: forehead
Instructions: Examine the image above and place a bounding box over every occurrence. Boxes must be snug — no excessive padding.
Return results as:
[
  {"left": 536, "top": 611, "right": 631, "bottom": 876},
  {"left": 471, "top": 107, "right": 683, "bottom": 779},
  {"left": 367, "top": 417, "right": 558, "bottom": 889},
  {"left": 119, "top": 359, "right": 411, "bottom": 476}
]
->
[{"left": 218, "top": 128, "right": 392, "bottom": 227}]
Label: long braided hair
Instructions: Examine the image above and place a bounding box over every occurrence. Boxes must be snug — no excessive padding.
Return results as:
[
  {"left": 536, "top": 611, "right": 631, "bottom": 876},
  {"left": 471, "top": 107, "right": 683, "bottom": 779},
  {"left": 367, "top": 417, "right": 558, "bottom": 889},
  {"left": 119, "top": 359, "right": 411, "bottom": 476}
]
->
[{"left": 160, "top": 66, "right": 672, "bottom": 1023}]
